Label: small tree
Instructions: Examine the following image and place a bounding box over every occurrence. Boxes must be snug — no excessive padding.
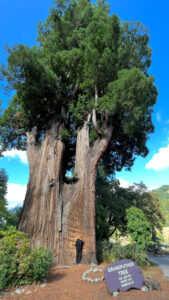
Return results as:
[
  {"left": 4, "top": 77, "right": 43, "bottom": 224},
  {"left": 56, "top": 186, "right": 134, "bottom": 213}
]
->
[
  {"left": 126, "top": 206, "right": 152, "bottom": 252},
  {"left": 96, "top": 176, "right": 135, "bottom": 240},
  {"left": 96, "top": 176, "right": 164, "bottom": 241},
  {"left": 7, "top": 205, "right": 23, "bottom": 228}
]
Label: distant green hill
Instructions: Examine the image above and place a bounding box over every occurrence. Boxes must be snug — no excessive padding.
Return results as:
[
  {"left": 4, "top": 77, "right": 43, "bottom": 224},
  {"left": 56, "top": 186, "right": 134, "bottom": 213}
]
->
[{"left": 152, "top": 185, "right": 169, "bottom": 225}]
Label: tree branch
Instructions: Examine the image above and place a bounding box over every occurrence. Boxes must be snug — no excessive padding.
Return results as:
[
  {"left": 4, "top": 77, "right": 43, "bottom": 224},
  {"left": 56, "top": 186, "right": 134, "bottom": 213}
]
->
[
  {"left": 90, "top": 124, "right": 113, "bottom": 170},
  {"left": 26, "top": 126, "right": 38, "bottom": 146},
  {"left": 101, "top": 110, "right": 108, "bottom": 128},
  {"left": 92, "top": 124, "right": 113, "bottom": 154},
  {"left": 95, "top": 84, "right": 98, "bottom": 105},
  {"left": 108, "top": 226, "right": 118, "bottom": 237},
  {"left": 71, "top": 83, "right": 78, "bottom": 99},
  {"left": 108, "top": 212, "right": 113, "bottom": 224},
  {"left": 92, "top": 108, "right": 102, "bottom": 134},
  {"left": 92, "top": 85, "right": 102, "bottom": 134}
]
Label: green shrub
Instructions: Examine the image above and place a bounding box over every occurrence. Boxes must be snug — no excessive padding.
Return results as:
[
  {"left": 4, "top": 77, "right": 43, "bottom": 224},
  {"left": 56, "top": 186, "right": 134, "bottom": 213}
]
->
[
  {"left": 123, "top": 243, "right": 149, "bottom": 267},
  {"left": 96, "top": 239, "right": 149, "bottom": 267},
  {"left": 96, "top": 240, "right": 125, "bottom": 263},
  {"left": 96, "top": 206, "right": 152, "bottom": 268},
  {"left": 0, "top": 227, "right": 53, "bottom": 290},
  {"left": 28, "top": 247, "right": 53, "bottom": 282}
]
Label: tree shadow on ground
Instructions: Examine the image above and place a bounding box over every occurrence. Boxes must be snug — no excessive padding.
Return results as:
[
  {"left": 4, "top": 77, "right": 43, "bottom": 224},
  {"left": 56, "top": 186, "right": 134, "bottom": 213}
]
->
[{"left": 47, "top": 272, "right": 66, "bottom": 283}]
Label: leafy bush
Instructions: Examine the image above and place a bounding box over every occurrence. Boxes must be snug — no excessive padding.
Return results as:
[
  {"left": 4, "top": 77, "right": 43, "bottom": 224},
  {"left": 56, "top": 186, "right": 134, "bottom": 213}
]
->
[
  {"left": 96, "top": 207, "right": 153, "bottom": 267},
  {"left": 0, "top": 227, "right": 53, "bottom": 290},
  {"left": 123, "top": 243, "right": 149, "bottom": 267},
  {"left": 96, "top": 239, "right": 149, "bottom": 267}
]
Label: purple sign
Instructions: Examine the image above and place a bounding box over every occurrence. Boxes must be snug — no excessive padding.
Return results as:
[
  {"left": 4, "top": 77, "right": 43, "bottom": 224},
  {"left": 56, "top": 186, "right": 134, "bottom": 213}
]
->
[{"left": 105, "top": 259, "right": 144, "bottom": 293}]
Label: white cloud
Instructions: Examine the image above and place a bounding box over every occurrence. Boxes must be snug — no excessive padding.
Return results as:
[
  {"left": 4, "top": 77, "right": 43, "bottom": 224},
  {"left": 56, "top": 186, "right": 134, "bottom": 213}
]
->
[
  {"left": 117, "top": 178, "right": 156, "bottom": 191},
  {"left": 146, "top": 144, "right": 169, "bottom": 171},
  {"left": 117, "top": 178, "right": 131, "bottom": 188},
  {"left": 148, "top": 186, "right": 159, "bottom": 191},
  {"left": 2, "top": 149, "right": 28, "bottom": 164},
  {"left": 6, "top": 183, "right": 27, "bottom": 208}
]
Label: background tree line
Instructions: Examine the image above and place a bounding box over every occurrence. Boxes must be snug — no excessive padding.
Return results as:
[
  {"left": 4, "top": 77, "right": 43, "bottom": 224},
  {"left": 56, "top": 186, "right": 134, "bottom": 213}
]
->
[{"left": 0, "top": 168, "right": 21, "bottom": 230}]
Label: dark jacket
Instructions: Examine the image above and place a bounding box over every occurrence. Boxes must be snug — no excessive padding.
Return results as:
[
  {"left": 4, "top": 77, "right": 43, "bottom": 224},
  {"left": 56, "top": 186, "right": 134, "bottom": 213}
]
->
[{"left": 75, "top": 239, "right": 83, "bottom": 251}]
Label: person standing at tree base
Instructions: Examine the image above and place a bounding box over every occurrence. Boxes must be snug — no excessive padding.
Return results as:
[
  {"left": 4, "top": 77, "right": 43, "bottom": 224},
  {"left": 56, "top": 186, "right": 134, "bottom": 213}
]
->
[{"left": 75, "top": 237, "right": 83, "bottom": 265}]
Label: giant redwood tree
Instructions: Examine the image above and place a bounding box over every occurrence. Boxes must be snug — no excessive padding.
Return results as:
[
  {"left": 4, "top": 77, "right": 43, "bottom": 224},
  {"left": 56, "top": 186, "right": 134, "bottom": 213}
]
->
[{"left": 0, "top": 0, "right": 157, "bottom": 265}]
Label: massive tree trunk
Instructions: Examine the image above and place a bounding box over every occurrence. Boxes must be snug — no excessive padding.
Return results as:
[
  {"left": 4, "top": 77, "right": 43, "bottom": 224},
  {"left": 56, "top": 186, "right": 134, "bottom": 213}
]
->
[{"left": 19, "top": 118, "right": 113, "bottom": 265}]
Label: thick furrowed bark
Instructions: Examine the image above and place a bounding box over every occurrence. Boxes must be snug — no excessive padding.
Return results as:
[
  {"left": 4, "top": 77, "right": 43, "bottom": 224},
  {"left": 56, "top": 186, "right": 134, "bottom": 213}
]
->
[
  {"left": 19, "top": 121, "right": 65, "bottom": 260},
  {"left": 58, "top": 123, "right": 113, "bottom": 265},
  {"left": 19, "top": 119, "right": 113, "bottom": 266}
]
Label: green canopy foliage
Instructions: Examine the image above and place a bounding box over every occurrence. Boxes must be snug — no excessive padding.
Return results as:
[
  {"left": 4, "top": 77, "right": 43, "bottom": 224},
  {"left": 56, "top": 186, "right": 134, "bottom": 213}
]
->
[
  {"left": 126, "top": 206, "right": 152, "bottom": 252},
  {"left": 0, "top": 0, "right": 157, "bottom": 174}
]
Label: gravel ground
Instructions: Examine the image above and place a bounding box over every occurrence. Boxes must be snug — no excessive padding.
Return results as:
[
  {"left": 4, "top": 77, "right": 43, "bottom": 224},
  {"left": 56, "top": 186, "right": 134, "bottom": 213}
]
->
[{"left": 1, "top": 263, "right": 169, "bottom": 300}]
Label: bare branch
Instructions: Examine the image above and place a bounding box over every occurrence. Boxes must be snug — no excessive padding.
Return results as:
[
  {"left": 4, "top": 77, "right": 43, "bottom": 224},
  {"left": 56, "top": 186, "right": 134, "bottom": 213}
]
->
[
  {"left": 87, "top": 113, "right": 91, "bottom": 123},
  {"left": 92, "top": 108, "right": 102, "bottom": 134},
  {"left": 108, "top": 212, "right": 113, "bottom": 224},
  {"left": 108, "top": 226, "right": 118, "bottom": 237},
  {"left": 91, "top": 124, "right": 113, "bottom": 166},
  {"left": 92, "top": 85, "right": 103, "bottom": 134},
  {"left": 95, "top": 85, "right": 98, "bottom": 105},
  {"left": 26, "top": 126, "right": 39, "bottom": 145},
  {"left": 71, "top": 83, "right": 78, "bottom": 99}
]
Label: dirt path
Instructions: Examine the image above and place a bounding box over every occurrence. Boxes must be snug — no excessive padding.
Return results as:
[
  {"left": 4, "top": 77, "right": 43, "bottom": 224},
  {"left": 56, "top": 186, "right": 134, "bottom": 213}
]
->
[{"left": 1, "top": 263, "right": 169, "bottom": 300}]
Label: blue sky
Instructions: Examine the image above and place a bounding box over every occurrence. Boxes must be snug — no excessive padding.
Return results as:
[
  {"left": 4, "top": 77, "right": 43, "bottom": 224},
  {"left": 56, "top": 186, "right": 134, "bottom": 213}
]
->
[{"left": 0, "top": 0, "right": 169, "bottom": 207}]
